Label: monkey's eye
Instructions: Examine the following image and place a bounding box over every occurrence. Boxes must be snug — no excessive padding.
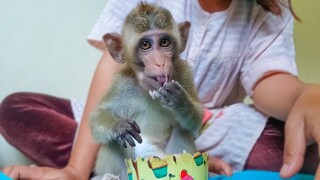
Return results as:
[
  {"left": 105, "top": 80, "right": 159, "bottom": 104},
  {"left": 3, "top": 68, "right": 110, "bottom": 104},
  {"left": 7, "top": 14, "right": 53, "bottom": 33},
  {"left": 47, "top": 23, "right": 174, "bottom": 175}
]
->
[
  {"left": 160, "top": 38, "right": 171, "bottom": 47},
  {"left": 139, "top": 41, "right": 152, "bottom": 50}
]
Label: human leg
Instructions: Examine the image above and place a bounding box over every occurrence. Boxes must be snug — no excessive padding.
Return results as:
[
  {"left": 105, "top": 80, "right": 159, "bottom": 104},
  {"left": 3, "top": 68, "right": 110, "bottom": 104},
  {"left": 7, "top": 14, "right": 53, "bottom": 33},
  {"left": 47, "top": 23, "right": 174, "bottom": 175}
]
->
[
  {"left": 245, "top": 118, "right": 318, "bottom": 174},
  {"left": 0, "top": 92, "right": 77, "bottom": 168}
]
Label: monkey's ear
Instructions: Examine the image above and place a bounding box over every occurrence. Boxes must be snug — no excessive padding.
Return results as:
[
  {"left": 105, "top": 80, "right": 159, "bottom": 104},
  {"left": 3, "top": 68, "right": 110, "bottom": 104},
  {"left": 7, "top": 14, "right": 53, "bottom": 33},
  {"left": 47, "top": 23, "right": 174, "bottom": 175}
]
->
[
  {"left": 103, "top": 33, "right": 125, "bottom": 64},
  {"left": 178, "top": 21, "right": 191, "bottom": 53}
]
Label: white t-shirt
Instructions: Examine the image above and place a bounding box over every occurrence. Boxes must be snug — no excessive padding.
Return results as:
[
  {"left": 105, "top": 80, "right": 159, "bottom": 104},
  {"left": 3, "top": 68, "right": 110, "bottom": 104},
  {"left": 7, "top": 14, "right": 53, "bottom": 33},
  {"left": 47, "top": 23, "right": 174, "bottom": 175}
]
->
[{"left": 86, "top": 0, "right": 298, "bottom": 172}]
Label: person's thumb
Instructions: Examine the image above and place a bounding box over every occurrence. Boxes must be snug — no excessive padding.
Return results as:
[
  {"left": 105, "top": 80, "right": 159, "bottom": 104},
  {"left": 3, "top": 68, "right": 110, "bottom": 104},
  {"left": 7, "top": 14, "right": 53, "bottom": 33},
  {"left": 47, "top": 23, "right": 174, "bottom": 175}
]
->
[
  {"left": 208, "top": 156, "right": 233, "bottom": 176},
  {"left": 280, "top": 115, "right": 306, "bottom": 178}
]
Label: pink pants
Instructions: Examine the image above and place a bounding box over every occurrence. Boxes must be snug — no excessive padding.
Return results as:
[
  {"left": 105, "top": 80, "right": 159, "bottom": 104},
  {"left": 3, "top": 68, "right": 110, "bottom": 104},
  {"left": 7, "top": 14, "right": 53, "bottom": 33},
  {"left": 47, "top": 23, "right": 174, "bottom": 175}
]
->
[{"left": 0, "top": 92, "right": 318, "bottom": 173}]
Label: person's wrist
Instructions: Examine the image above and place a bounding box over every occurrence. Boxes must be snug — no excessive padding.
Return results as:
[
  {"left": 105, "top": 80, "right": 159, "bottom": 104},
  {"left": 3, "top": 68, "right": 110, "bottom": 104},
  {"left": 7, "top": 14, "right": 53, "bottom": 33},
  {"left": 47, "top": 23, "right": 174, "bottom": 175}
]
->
[{"left": 64, "top": 165, "right": 83, "bottom": 180}]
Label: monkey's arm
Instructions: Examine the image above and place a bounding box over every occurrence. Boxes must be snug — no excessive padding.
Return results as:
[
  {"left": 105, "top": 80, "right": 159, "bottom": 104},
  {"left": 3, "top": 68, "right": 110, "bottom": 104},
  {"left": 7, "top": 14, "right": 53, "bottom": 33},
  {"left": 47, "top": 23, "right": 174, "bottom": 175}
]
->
[{"left": 90, "top": 74, "right": 142, "bottom": 147}]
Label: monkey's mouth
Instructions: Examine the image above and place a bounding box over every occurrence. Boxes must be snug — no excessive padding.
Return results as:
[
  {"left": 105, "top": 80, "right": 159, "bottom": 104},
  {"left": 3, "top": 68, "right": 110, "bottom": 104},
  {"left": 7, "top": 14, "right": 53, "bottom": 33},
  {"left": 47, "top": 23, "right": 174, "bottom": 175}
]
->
[{"left": 154, "top": 74, "right": 169, "bottom": 87}]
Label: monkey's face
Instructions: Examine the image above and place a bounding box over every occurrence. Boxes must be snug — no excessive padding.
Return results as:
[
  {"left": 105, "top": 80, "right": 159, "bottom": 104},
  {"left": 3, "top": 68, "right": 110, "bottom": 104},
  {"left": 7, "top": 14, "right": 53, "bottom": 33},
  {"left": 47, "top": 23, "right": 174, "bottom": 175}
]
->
[{"left": 133, "top": 30, "right": 177, "bottom": 91}]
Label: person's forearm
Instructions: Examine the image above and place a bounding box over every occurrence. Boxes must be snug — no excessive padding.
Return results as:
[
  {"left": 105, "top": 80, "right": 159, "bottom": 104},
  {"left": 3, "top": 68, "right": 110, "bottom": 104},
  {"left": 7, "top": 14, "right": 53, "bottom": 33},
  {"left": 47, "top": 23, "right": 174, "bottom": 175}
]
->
[
  {"left": 252, "top": 72, "right": 305, "bottom": 121},
  {"left": 66, "top": 50, "right": 122, "bottom": 179}
]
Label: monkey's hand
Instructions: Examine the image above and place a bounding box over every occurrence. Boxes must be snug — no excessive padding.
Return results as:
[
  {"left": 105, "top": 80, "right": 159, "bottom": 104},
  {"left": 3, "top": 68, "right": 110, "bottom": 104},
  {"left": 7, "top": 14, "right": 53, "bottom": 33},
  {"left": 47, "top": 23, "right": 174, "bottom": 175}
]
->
[
  {"left": 149, "top": 80, "right": 189, "bottom": 109},
  {"left": 149, "top": 80, "right": 202, "bottom": 135},
  {"left": 110, "top": 119, "right": 143, "bottom": 148}
]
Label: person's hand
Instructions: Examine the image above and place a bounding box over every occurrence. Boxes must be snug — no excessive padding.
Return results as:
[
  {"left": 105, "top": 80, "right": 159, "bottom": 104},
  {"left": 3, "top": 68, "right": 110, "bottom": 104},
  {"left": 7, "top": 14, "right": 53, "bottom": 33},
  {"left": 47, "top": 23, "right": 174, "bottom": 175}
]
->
[
  {"left": 208, "top": 156, "right": 233, "bottom": 176},
  {"left": 280, "top": 84, "right": 320, "bottom": 179},
  {"left": 2, "top": 165, "right": 82, "bottom": 180}
]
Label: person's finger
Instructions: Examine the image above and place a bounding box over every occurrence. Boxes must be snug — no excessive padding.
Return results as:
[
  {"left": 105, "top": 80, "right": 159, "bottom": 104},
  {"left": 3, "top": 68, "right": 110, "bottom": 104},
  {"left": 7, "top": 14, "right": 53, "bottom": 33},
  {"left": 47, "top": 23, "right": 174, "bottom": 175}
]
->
[
  {"left": 2, "top": 166, "right": 19, "bottom": 179},
  {"left": 315, "top": 166, "right": 320, "bottom": 180},
  {"left": 280, "top": 115, "right": 306, "bottom": 178},
  {"left": 3, "top": 165, "right": 41, "bottom": 179},
  {"left": 208, "top": 156, "right": 232, "bottom": 176},
  {"left": 314, "top": 136, "right": 320, "bottom": 180}
]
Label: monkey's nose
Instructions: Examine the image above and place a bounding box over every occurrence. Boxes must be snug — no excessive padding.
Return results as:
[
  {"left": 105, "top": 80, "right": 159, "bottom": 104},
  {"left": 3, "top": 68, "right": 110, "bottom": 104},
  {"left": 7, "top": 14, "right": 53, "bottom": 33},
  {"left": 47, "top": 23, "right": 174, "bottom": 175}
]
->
[
  {"left": 155, "top": 59, "right": 165, "bottom": 68},
  {"left": 155, "top": 63, "right": 165, "bottom": 68}
]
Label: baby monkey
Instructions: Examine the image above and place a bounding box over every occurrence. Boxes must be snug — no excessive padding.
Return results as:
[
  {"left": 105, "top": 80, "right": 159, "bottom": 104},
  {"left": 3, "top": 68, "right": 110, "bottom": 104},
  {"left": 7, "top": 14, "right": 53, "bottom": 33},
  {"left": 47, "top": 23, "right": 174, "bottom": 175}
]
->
[{"left": 90, "top": 3, "right": 203, "bottom": 180}]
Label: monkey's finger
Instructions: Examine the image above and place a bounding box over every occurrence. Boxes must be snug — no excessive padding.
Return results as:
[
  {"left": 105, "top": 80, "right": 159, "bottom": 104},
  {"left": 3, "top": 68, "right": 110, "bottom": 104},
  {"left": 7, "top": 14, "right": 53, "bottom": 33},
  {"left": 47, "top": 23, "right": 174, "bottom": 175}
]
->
[
  {"left": 119, "top": 136, "right": 127, "bottom": 148},
  {"left": 123, "top": 133, "right": 136, "bottom": 147},
  {"left": 163, "top": 81, "right": 183, "bottom": 97},
  {"left": 151, "top": 88, "right": 162, "bottom": 100},
  {"left": 162, "top": 84, "right": 174, "bottom": 94},
  {"left": 169, "top": 81, "right": 185, "bottom": 95},
  {"left": 131, "top": 120, "right": 141, "bottom": 133},
  {"left": 158, "top": 87, "right": 171, "bottom": 98},
  {"left": 128, "top": 129, "right": 143, "bottom": 143},
  {"left": 168, "top": 80, "right": 181, "bottom": 91}
]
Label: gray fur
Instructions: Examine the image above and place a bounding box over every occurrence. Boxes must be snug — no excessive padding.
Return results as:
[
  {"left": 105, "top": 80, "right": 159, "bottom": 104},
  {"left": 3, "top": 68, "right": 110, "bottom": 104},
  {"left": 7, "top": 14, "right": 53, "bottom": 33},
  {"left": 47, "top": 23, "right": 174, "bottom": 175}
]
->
[{"left": 89, "top": 3, "right": 203, "bottom": 180}]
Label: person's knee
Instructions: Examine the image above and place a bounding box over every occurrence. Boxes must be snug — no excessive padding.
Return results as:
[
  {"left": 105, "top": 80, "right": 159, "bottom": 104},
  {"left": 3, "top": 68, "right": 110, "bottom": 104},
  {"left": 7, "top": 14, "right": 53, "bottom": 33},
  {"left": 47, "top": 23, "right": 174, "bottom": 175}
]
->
[
  {"left": 0, "top": 92, "right": 30, "bottom": 126},
  {"left": 1, "top": 91, "right": 30, "bottom": 109}
]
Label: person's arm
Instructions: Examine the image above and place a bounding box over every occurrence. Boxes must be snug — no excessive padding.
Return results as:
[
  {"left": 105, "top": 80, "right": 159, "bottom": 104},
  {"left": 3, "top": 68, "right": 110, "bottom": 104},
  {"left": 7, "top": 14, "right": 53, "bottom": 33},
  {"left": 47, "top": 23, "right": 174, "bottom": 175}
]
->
[
  {"left": 2, "top": 49, "right": 123, "bottom": 180},
  {"left": 67, "top": 49, "right": 123, "bottom": 179},
  {"left": 252, "top": 72, "right": 304, "bottom": 120},
  {"left": 252, "top": 72, "right": 320, "bottom": 178}
]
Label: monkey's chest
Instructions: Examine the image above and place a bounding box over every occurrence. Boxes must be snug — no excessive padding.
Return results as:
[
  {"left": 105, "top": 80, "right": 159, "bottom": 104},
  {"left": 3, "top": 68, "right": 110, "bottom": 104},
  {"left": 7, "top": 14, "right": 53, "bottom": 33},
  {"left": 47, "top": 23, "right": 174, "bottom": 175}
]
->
[
  {"left": 124, "top": 88, "right": 177, "bottom": 143},
  {"left": 136, "top": 103, "right": 175, "bottom": 141}
]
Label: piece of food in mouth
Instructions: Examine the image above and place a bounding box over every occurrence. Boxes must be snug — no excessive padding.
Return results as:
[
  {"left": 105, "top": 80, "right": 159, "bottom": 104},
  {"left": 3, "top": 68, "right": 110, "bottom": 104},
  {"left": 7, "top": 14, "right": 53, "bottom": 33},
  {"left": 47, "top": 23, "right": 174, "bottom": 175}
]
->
[{"left": 154, "top": 74, "right": 169, "bottom": 86}]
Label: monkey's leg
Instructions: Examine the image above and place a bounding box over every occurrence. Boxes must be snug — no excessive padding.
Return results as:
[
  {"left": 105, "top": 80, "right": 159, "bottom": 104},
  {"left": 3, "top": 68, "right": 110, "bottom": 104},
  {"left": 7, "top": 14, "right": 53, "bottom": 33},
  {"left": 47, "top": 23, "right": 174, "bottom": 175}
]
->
[
  {"left": 95, "top": 143, "right": 132, "bottom": 180},
  {"left": 165, "top": 127, "right": 197, "bottom": 155}
]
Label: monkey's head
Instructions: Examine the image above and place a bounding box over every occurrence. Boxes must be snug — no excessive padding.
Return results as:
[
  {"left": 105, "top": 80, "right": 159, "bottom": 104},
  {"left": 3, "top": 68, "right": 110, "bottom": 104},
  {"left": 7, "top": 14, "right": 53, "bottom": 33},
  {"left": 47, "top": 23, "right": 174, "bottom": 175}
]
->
[{"left": 103, "top": 3, "right": 190, "bottom": 91}]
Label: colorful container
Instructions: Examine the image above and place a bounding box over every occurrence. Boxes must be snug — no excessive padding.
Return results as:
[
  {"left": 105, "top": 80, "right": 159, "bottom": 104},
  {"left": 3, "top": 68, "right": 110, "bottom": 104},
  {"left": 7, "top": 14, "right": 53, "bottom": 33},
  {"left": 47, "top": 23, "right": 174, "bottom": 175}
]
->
[{"left": 126, "top": 152, "right": 208, "bottom": 180}]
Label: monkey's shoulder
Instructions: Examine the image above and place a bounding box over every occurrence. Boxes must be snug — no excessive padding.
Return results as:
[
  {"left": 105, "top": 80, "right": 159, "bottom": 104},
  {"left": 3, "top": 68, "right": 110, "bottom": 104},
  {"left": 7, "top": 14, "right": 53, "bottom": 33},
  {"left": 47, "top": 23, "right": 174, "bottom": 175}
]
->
[
  {"left": 101, "top": 68, "right": 143, "bottom": 102},
  {"left": 113, "top": 68, "right": 138, "bottom": 89}
]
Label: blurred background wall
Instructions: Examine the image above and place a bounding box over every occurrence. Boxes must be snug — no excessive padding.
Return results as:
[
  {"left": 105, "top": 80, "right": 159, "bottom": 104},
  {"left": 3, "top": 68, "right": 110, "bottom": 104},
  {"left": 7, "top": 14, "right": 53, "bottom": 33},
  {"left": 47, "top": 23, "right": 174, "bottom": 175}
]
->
[
  {"left": 0, "top": 0, "right": 106, "bottom": 167},
  {"left": 293, "top": 0, "right": 320, "bottom": 84},
  {"left": 0, "top": 0, "right": 319, "bottom": 167}
]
